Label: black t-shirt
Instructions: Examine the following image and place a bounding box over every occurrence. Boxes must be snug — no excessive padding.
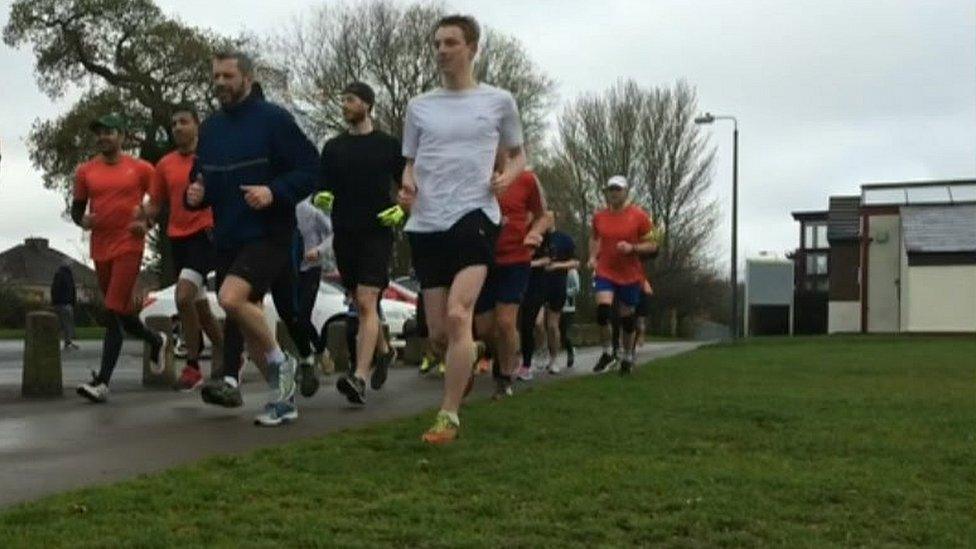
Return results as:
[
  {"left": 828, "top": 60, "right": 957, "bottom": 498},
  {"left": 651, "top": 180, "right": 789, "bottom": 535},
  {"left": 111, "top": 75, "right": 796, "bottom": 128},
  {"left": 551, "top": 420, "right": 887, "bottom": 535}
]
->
[
  {"left": 546, "top": 230, "right": 577, "bottom": 290},
  {"left": 320, "top": 130, "right": 405, "bottom": 232},
  {"left": 526, "top": 232, "right": 553, "bottom": 294}
]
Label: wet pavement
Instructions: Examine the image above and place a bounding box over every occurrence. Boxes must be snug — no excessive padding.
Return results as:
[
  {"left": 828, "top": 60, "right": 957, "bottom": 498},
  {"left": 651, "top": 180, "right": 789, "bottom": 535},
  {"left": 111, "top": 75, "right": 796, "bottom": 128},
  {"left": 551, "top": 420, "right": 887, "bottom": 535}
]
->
[{"left": 0, "top": 340, "right": 703, "bottom": 507}]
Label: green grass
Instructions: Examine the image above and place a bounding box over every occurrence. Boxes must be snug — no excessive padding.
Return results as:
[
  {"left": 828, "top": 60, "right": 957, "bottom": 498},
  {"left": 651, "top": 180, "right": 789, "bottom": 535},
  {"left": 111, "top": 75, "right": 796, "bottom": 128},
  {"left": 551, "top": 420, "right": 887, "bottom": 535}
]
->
[
  {"left": 0, "top": 326, "right": 105, "bottom": 340},
  {"left": 2, "top": 336, "right": 973, "bottom": 547}
]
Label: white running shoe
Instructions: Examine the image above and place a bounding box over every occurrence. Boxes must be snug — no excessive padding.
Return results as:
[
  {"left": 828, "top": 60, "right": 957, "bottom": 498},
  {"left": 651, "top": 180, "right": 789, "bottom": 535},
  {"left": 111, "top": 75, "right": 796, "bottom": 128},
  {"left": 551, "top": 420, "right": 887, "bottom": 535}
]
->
[
  {"left": 77, "top": 374, "right": 109, "bottom": 403},
  {"left": 149, "top": 333, "right": 170, "bottom": 375}
]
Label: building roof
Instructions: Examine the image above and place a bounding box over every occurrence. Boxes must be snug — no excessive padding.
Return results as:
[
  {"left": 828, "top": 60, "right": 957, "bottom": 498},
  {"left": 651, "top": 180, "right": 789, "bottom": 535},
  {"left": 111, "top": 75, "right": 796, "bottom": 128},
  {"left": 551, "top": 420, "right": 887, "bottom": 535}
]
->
[
  {"left": 827, "top": 196, "right": 861, "bottom": 241},
  {"left": 791, "top": 210, "right": 827, "bottom": 222},
  {"left": 862, "top": 179, "right": 976, "bottom": 207},
  {"left": 0, "top": 238, "right": 97, "bottom": 287},
  {"left": 901, "top": 205, "right": 976, "bottom": 253}
]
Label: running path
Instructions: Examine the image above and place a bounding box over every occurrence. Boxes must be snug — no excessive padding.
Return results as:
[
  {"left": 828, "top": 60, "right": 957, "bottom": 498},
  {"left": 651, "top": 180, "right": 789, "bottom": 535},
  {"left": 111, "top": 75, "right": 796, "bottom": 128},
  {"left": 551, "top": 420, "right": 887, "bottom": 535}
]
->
[{"left": 0, "top": 341, "right": 703, "bottom": 507}]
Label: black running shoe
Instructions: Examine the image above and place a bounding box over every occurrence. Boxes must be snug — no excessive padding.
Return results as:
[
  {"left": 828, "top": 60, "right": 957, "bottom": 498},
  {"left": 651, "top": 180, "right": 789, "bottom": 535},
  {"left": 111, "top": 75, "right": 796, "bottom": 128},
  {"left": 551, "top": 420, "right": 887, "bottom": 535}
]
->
[
  {"left": 620, "top": 359, "right": 634, "bottom": 375},
  {"left": 297, "top": 360, "right": 321, "bottom": 398},
  {"left": 337, "top": 374, "right": 367, "bottom": 405},
  {"left": 593, "top": 352, "right": 615, "bottom": 373},
  {"left": 201, "top": 378, "right": 243, "bottom": 408},
  {"left": 370, "top": 347, "right": 396, "bottom": 390}
]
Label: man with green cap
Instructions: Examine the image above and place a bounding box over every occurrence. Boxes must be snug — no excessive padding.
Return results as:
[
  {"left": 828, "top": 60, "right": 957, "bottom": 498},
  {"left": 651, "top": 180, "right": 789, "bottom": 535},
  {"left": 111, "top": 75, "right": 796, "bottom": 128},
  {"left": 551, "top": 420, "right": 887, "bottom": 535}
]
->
[{"left": 72, "top": 113, "right": 169, "bottom": 403}]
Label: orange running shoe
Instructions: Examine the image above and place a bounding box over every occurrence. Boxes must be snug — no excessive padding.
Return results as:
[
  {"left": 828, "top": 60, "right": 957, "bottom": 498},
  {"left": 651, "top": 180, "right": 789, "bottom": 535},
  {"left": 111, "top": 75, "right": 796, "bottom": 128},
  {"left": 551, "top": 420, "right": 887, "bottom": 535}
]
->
[{"left": 421, "top": 411, "right": 460, "bottom": 445}]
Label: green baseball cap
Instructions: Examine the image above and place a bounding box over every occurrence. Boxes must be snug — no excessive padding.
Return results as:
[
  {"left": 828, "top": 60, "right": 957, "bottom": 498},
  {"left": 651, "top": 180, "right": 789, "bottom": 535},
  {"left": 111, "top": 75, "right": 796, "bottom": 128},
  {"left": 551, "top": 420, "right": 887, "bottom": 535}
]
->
[{"left": 89, "top": 114, "right": 127, "bottom": 132}]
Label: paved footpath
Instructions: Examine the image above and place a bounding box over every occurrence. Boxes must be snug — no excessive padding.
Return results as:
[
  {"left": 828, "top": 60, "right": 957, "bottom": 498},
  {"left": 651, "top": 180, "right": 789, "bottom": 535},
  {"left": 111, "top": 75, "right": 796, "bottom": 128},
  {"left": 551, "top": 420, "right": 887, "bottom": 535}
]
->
[{"left": 0, "top": 340, "right": 703, "bottom": 508}]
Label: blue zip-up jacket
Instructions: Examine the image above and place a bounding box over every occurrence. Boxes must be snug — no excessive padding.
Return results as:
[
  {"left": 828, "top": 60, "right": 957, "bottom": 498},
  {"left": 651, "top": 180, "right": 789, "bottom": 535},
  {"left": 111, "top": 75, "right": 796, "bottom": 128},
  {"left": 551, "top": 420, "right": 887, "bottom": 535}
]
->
[{"left": 186, "top": 93, "right": 319, "bottom": 249}]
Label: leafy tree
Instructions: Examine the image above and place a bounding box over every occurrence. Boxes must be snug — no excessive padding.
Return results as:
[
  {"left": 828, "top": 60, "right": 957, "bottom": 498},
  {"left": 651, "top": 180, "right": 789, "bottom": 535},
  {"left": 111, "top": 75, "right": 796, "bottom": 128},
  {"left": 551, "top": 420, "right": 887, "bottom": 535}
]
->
[{"left": 4, "top": 0, "right": 234, "bottom": 281}]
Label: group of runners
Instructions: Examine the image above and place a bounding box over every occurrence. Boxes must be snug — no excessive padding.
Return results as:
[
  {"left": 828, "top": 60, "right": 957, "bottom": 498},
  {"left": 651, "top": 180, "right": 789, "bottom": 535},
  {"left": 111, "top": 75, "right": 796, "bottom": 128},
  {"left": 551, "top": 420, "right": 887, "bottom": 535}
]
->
[{"left": 69, "top": 14, "right": 658, "bottom": 444}]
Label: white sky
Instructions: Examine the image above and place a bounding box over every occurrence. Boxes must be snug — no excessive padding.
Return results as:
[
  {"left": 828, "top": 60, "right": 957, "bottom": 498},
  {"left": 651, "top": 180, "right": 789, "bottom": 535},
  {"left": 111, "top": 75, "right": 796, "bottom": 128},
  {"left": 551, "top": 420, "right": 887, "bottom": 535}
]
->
[{"left": 1, "top": 0, "right": 973, "bottom": 274}]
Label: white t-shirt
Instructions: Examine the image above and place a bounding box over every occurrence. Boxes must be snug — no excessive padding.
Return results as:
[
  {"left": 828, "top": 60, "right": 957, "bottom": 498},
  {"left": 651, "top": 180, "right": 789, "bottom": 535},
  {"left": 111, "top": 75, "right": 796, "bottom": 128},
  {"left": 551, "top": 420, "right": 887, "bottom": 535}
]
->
[{"left": 402, "top": 84, "right": 523, "bottom": 233}]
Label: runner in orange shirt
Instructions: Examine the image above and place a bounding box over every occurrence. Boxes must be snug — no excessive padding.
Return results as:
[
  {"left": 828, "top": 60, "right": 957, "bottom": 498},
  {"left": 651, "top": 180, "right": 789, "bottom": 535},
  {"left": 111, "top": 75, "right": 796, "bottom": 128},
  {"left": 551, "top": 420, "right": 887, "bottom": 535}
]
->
[
  {"left": 148, "top": 105, "right": 223, "bottom": 391},
  {"left": 588, "top": 175, "right": 657, "bottom": 375},
  {"left": 72, "top": 114, "right": 169, "bottom": 403},
  {"left": 473, "top": 169, "right": 549, "bottom": 399}
]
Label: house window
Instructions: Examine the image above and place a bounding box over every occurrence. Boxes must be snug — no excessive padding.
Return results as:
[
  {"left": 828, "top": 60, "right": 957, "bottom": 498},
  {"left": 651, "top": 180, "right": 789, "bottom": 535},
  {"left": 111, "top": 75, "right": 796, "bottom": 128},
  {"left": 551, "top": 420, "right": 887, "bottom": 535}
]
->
[
  {"left": 815, "top": 277, "right": 829, "bottom": 292},
  {"left": 804, "top": 223, "right": 827, "bottom": 249},
  {"left": 806, "top": 253, "right": 828, "bottom": 275}
]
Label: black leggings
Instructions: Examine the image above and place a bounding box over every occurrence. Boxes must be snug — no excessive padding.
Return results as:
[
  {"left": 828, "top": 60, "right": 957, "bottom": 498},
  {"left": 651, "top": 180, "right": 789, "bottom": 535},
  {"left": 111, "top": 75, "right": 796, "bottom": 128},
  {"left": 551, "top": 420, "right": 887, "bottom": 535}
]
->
[
  {"left": 97, "top": 313, "right": 161, "bottom": 384},
  {"left": 559, "top": 311, "right": 575, "bottom": 358},
  {"left": 295, "top": 267, "right": 326, "bottom": 354},
  {"left": 519, "top": 285, "right": 546, "bottom": 367}
]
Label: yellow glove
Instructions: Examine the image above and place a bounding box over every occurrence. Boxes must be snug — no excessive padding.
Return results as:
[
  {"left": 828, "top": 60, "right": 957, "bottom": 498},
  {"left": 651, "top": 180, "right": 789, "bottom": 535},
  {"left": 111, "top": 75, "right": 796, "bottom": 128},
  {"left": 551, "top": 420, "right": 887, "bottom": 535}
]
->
[
  {"left": 377, "top": 204, "right": 406, "bottom": 227},
  {"left": 648, "top": 224, "right": 666, "bottom": 245},
  {"left": 313, "top": 191, "right": 334, "bottom": 213}
]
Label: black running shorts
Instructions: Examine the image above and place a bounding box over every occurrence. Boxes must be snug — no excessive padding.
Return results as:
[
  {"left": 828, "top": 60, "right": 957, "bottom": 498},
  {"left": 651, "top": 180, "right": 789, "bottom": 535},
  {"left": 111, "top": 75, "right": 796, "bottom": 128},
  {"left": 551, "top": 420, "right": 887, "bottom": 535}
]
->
[
  {"left": 171, "top": 230, "right": 214, "bottom": 279},
  {"left": 333, "top": 228, "right": 393, "bottom": 292},
  {"left": 407, "top": 209, "right": 499, "bottom": 290},
  {"left": 215, "top": 237, "right": 291, "bottom": 302}
]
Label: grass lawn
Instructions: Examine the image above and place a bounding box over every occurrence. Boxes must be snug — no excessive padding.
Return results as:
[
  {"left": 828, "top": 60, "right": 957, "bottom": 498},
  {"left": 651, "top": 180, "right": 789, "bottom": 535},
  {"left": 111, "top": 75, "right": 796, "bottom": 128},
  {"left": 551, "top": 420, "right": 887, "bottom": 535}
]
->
[
  {"left": 0, "top": 326, "right": 105, "bottom": 340},
  {"left": 1, "top": 336, "right": 973, "bottom": 546}
]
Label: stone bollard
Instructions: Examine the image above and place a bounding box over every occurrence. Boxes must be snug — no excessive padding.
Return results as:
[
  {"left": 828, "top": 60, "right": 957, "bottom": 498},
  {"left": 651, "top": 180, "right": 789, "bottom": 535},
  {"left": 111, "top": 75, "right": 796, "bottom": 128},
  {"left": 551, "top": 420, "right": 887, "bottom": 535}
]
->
[
  {"left": 326, "top": 319, "right": 350, "bottom": 374},
  {"left": 22, "top": 311, "right": 62, "bottom": 397},
  {"left": 143, "top": 316, "right": 176, "bottom": 388},
  {"left": 400, "top": 318, "right": 423, "bottom": 366}
]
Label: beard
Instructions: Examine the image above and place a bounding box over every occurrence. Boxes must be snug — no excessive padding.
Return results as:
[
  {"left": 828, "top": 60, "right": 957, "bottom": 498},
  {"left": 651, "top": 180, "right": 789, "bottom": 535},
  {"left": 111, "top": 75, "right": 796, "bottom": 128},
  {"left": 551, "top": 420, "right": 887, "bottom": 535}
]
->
[
  {"left": 216, "top": 83, "right": 247, "bottom": 107},
  {"left": 343, "top": 109, "right": 366, "bottom": 124}
]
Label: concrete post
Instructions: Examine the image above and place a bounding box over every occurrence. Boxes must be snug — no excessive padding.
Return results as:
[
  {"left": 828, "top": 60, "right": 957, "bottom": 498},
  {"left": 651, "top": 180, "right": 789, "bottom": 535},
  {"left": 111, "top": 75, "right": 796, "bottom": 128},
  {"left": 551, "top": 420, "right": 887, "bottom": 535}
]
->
[
  {"left": 143, "top": 316, "right": 176, "bottom": 388},
  {"left": 400, "top": 319, "right": 423, "bottom": 365},
  {"left": 22, "top": 311, "right": 62, "bottom": 397},
  {"left": 326, "top": 320, "right": 350, "bottom": 374}
]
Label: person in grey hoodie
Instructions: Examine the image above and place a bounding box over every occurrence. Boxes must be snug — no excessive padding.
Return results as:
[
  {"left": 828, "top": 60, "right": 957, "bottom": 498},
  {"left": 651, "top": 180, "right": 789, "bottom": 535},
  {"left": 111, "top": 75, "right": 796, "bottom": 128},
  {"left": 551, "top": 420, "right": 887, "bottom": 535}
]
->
[{"left": 293, "top": 196, "right": 334, "bottom": 393}]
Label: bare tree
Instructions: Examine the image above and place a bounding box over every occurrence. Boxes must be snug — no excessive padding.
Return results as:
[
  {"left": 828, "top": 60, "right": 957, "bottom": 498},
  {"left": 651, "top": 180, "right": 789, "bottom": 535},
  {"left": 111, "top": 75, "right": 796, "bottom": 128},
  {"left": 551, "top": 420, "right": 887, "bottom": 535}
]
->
[
  {"left": 551, "top": 79, "right": 720, "bottom": 332},
  {"left": 266, "top": 0, "right": 555, "bottom": 146},
  {"left": 267, "top": 0, "right": 556, "bottom": 276}
]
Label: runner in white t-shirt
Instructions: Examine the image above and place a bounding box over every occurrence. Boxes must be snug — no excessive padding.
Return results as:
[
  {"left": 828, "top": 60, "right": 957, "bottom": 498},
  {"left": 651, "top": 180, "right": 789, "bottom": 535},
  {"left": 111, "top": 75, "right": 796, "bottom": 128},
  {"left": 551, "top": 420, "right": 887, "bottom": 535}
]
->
[{"left": 399, "top": 14, "right": 527, "bottom": 445}]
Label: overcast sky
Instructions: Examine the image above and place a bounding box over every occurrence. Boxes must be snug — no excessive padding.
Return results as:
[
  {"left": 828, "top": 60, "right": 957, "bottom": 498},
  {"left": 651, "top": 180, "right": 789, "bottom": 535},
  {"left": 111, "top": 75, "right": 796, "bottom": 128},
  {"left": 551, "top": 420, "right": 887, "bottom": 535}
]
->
[{"left": 1, "top": 0, "right": 973, "bottom": 274}]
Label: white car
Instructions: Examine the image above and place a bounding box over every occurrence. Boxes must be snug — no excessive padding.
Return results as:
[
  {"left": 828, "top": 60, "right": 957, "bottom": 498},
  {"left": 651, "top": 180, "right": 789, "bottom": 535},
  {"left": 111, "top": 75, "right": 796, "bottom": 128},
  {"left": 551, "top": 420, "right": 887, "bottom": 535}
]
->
[{"left": 140, "top": 279, "right": 414, "bottom": 356}]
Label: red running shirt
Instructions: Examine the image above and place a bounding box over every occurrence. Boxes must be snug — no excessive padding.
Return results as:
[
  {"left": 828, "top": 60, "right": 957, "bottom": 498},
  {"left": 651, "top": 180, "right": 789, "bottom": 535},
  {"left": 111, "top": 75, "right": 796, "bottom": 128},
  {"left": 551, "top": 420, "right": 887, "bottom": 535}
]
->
[
  {"left": 592, "top": 204, "right": 653, "bottom": 285},
  {"left": 494, "top": 170, "right": 545, "bottom": 265},
  {"left": 151, "top": 151, "right": 214, "bottom": 238},
  {"left": 74, "top": 155, "right": 154, "bottom": 262}
]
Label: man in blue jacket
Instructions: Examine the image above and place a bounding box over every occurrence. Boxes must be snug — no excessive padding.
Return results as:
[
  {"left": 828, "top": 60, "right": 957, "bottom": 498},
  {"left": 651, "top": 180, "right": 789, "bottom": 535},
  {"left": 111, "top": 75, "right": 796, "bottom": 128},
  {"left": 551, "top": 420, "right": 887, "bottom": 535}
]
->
[{"left": 186, "top": 50, "right": 319, "bottom": 427}]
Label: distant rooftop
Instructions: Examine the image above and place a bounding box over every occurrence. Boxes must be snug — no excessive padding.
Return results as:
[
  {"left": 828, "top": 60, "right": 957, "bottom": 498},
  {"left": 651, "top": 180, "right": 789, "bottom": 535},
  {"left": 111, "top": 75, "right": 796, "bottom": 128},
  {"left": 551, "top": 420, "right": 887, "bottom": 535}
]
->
[
  {"left": 861, "top": 179, "right": 976, "bottom": 207},
  {"left": 902, "top": 205, "right": 976, "bottom": 254}
]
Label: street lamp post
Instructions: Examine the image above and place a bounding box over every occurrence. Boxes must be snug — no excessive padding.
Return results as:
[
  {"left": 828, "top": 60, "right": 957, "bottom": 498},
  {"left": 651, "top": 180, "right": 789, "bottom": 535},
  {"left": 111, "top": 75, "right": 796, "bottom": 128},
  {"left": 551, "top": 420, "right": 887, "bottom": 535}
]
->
[{"left": 694, "top": 112, "right": 739, "bottom": 339}]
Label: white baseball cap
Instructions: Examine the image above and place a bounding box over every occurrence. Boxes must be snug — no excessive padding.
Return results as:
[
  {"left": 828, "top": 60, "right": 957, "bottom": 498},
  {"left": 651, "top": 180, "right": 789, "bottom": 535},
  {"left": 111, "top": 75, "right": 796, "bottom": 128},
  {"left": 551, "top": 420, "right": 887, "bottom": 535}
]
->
[{"left": 606, "top": 175, "right": 628, "bottom": 189}]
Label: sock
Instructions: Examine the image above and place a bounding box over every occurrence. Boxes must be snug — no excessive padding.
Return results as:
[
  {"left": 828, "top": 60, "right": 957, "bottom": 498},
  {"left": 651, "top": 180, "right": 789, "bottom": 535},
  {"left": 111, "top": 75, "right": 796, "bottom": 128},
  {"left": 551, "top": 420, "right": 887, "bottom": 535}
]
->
[
  {"left": 223, "top": 375, "right": 239, "bottom": 388},
  {"left": 440, "top": 410, "right": 460, "bottom": 425},
  {"left": 266, "top": 347, "right": 286, "bottom": 366}
]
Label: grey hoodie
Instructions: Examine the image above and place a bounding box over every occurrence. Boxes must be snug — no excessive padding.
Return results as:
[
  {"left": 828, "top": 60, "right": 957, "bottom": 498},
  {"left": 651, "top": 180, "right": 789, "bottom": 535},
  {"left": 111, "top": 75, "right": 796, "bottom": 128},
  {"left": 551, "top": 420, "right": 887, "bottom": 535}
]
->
[{"left": 296, "top": 197, "right": 333, "bottom": 272}]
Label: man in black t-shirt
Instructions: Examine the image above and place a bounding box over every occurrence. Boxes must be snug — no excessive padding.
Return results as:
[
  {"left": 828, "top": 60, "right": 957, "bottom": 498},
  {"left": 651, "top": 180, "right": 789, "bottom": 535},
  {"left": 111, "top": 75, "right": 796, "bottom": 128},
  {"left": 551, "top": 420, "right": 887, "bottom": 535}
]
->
[
  {"left": 542, "top": 220, "right": 579, "bottom": 374},
  {"left": 318, "top": 82, "right": 406, "bottom": 405}
]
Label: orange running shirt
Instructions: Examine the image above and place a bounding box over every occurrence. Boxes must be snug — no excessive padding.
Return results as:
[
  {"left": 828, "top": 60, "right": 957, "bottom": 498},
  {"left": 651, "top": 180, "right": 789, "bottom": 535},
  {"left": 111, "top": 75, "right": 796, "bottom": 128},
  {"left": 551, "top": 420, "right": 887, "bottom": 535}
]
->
[
  {"left": 495, "top": 170, "right": 545, "bottom": 265},
  {"left": 151, "top": 151, "right": 213, "bottom": 238},
  {"left": 74, "top": 154, "right": 154, "bottom": 262},
  {"left": 592, "top": 204, "right": 653, "bottom": 285}
]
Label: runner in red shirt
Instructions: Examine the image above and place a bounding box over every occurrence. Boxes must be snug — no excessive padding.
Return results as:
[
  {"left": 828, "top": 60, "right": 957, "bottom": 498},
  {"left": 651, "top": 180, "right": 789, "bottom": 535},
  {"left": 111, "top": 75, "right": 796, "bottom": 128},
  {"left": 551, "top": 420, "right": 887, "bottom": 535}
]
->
[
  {"left": 588, "top": 175, "right": 657, "bottom": 375},
  {"left": 148, "top": 105, "right": 223, "bottom": 391},
  {"left": 72, "top": 114, "right": 169, "bottom": 403},
  {"left": 473, "top": 169, "right": 549, "bottom": 399}
]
